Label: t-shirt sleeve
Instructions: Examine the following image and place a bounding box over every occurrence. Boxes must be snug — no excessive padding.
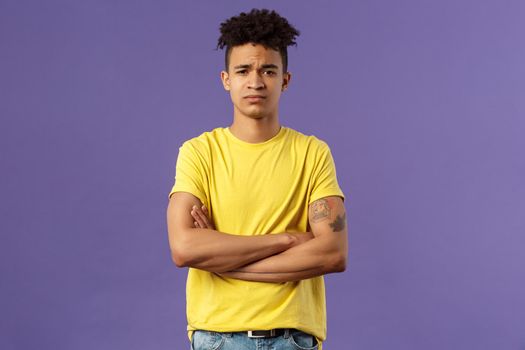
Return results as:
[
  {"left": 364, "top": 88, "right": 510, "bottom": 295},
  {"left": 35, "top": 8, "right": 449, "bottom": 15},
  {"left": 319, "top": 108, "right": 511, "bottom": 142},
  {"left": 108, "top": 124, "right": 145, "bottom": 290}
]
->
[
  {"left": 309, "top": 142, "right": 345, "bottom": 205},
  {"left": 168, "top": 141, "right": 207, "bottom": 205}
]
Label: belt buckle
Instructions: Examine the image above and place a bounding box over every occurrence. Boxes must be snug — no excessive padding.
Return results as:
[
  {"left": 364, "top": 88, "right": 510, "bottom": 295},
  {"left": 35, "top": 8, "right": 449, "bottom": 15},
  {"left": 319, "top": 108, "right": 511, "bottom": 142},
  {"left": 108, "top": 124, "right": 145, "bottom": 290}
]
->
[{"left": 247, "top": 329, "right": 275, "bottom": 338}]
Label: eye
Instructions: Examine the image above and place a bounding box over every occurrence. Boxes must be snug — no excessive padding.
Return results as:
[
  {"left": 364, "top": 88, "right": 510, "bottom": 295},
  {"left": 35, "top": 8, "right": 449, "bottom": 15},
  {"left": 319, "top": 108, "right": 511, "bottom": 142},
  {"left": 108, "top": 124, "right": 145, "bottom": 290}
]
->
[
  {"left": 236, "top": 70, "right": 247, "bottom": 75},
  {"left": 264, "top": 70, "right": 276, "bottom": 76}
]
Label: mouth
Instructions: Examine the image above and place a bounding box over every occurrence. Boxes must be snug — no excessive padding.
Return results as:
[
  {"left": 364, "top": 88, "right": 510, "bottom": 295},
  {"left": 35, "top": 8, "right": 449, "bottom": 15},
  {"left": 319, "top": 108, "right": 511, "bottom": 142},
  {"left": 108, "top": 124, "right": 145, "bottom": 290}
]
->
[{"left": 244, "top": 95, "right": 266, "bottom": 102}]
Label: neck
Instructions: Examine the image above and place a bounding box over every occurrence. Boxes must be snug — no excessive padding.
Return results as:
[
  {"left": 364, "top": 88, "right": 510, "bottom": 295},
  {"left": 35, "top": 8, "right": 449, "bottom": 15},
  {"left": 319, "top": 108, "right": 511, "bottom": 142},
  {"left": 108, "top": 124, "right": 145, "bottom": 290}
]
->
[{"left": 229, "top": 114, "right": 281, "bottom": 144}]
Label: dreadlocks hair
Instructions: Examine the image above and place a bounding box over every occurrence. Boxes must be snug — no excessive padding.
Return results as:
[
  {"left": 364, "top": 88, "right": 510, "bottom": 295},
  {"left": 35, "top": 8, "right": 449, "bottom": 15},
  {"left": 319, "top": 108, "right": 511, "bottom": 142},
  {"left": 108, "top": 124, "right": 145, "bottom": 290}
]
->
[{"left": 216, "top": 8, "right": 300, "bottom": 73}]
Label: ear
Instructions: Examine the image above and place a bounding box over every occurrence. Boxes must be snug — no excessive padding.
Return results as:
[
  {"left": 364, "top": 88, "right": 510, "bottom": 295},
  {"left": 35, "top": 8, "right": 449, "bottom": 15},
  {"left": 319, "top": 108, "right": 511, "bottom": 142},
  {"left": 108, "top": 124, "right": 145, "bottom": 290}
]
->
[
  {"left": 220, "top": 71, "right": 230, "bottom": 91},
  {"left": 282, "top": 71, "right": 291, "bottom": 91}
]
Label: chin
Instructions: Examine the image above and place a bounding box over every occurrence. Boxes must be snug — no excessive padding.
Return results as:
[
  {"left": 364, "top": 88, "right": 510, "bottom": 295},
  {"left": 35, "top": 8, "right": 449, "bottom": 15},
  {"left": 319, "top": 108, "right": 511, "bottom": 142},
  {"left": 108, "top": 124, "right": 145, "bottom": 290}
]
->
[
  {"left": 246, "top": 113, "right": 267, "bottom": 119},
  {"left": 241, "top": 109, "right": 268, "bottom": 119}
]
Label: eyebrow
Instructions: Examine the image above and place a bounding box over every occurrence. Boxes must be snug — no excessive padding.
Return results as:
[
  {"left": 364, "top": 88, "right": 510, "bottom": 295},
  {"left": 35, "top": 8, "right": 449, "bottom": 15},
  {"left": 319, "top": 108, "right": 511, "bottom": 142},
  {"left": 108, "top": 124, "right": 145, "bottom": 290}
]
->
[{"left": 233, "top": 64, "right": 279, "bottom": 70}]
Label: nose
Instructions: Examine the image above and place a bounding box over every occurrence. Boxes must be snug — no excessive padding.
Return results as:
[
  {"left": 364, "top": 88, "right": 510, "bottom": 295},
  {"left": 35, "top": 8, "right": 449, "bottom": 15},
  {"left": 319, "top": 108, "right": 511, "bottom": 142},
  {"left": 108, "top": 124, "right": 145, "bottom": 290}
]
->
[{"left": 247, "top": 71, "right": 265, "bottom": 89}]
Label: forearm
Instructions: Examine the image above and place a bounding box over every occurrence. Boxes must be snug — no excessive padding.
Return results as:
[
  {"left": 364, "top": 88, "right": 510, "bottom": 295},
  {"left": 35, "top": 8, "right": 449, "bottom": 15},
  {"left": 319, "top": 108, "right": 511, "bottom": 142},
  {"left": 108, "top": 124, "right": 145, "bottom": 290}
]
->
[
  {"left": 218, "top": 266, "right": 327, "bottom": 283},
  {"left": 176, "top": 228, "right": 295, "bottom": 273},
  {"left": 218, "top": 234, "right": 345, "bottom": 282}
]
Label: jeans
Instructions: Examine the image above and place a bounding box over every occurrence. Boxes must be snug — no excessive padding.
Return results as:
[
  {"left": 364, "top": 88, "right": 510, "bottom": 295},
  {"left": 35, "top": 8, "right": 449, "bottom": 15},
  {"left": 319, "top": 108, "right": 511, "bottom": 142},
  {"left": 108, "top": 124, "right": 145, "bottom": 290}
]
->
[{"left": 190, "top": 329, "right": 319, "bottom": 350}]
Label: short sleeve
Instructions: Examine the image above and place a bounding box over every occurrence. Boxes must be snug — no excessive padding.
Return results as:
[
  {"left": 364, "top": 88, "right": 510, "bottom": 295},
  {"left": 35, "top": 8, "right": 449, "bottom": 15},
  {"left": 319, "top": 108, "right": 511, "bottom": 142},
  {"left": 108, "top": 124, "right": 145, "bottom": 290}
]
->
[
  {"left": 309, "top": 142, "right": 345, "bottom": 205},
  {"left": 168, "top": 141, "right": 207, "bottom": 205}
]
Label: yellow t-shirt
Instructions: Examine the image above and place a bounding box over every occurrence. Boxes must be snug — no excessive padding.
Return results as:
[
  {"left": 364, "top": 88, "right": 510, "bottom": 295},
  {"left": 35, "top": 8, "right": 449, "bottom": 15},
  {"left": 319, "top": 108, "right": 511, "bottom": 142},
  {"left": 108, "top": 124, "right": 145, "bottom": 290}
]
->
[{"left": 168, "top": 125, "right": 345, "bottom": 349}]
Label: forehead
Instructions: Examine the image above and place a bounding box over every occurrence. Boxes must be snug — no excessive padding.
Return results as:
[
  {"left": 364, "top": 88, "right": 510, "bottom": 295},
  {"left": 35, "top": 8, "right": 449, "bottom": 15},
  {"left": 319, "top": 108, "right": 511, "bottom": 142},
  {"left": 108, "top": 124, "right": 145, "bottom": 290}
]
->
[{"left": 229, "top": 43, "right": 282, "bottom": 68}]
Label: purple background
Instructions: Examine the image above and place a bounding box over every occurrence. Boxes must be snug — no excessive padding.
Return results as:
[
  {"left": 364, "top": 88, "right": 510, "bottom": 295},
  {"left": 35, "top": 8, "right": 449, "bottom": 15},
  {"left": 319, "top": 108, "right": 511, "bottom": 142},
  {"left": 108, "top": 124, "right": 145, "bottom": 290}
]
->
[{"left": 1, "top": 0, "right": 524, "bottom": 349}]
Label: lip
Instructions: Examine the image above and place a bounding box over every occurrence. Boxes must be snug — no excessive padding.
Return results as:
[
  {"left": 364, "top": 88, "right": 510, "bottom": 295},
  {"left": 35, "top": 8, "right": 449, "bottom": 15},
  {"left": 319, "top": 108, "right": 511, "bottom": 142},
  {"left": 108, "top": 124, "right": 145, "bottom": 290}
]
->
[{"left": 244, "top": 95, "right": 266, "bottom": 102}]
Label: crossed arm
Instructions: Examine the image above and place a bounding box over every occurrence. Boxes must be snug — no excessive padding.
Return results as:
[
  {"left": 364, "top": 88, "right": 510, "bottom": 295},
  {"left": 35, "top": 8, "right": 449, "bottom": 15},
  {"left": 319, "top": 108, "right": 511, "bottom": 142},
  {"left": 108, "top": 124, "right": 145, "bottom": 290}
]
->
[{"left": 166, "top": 192, "right": 348, "bottom": 283}]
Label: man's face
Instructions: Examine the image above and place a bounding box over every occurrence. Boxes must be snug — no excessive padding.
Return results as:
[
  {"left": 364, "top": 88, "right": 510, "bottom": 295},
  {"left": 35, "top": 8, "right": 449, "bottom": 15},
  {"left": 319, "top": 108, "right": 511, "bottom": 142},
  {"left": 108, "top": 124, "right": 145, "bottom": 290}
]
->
[{"left": 220, "top": 43, "right": 291, "bottom": 120}]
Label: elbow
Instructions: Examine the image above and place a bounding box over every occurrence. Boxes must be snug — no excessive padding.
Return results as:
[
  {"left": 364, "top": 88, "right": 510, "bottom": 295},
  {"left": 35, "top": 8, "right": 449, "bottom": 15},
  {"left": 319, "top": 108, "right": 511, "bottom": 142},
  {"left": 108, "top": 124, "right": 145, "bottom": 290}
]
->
[
  {"left": 332, "top": 252, "right": 347, "bottom": 273},
  {"left": 170, "top": 234, "right": 192, "bottom": 268},
  {"left": 169, "top": 224, "right": 206, "bottom": 268},
  {"left": 171, "top": 250, "right": 188, "bottom": 268}
]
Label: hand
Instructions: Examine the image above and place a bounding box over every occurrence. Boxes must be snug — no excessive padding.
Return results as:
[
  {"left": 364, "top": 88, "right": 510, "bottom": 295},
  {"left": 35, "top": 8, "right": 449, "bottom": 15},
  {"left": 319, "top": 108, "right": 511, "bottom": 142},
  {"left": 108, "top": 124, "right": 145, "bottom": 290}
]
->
[{"left": 191, "top": 204, "right": 215, "bottom": 230}]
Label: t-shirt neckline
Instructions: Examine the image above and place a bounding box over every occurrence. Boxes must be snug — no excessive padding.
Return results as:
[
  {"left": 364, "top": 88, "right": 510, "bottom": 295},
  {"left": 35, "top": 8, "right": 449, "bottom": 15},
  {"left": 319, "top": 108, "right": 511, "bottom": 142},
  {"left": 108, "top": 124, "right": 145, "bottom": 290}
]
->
[{"left": 225, "top": 125, "right": 287, "bottom": 148}]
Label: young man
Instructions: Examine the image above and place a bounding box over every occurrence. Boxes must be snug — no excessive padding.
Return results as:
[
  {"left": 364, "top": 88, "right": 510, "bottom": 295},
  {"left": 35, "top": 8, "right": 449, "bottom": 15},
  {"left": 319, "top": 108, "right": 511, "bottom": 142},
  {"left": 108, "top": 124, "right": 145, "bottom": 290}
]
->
[{"left": 166, "top": 8, "right": 347, "bottom": 350}]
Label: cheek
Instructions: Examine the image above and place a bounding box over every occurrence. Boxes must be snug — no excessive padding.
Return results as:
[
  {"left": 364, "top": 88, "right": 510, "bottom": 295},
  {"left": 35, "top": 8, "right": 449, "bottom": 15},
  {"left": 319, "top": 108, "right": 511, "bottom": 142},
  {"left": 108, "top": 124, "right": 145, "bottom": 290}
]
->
[
  {"left": 228, "top": 88, "right": 243, "bottom": 105},
  {"left": 230, "top": 90, "right": 242, "bottom": 103},
  {"left": 269, "top": 88, "right": 282, "bottom": 101},
  {"left": 228, "top": 82, "right": 242, "bottom": 96}
]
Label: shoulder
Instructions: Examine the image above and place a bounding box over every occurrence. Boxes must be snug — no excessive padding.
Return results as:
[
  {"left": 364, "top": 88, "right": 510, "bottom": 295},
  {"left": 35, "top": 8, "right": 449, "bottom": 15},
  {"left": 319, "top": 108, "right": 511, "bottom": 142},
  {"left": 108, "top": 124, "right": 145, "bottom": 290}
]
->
[
  {"left": 179, "top": 127, "right": 226, "bottom": 153},
  {"left": 285, "top": 126, "right": 331, "bottom": 153}
]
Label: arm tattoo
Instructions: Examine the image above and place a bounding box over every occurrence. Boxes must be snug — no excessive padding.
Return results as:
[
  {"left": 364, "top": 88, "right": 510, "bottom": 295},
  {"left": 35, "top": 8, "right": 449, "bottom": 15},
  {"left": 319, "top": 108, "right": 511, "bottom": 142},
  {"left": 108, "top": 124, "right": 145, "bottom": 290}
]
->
[
  {"left": 310, "top": 198, "right": 331, "bottom": 222},
  {"left": 310, "top": 197, "right": 347, "bottom": 232},
  {"left": 329, "top": 213, "right": 346, "bottom": 232}
]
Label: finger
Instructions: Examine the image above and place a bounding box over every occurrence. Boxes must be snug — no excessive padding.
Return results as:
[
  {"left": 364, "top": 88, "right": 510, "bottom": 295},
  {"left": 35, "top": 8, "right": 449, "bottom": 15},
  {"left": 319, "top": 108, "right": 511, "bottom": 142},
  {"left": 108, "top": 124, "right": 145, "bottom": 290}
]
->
[
  {"left": 195, "top": 207, "right": 211, "bottom": 227},
  {"left": 201, "top": 206, "right": 215, "bottom": 227},
  {"left": 191, "top": 207, "right": 206, "bottom": 228},
  {"left": 194, "top": 216, "right": 205, "bottom": 228},
  {"left": 201, "top": 206, "right": 214, "bottom": 224},
  {"left": 191, "top": 207, "right": 200, "bottom": 219},
  {"left": 193, "top": 205, "right": 207, "bottom": 221}
]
